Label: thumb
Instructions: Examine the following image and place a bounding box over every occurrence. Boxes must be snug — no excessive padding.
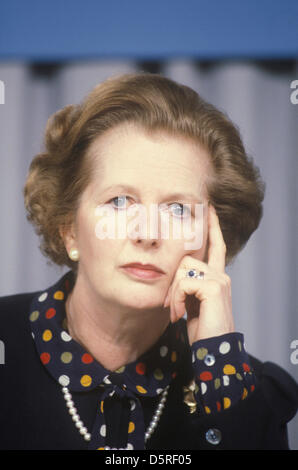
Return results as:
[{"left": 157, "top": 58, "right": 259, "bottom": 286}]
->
[{"left": 163, "top": 288, "right": 172, "bottom": 308}]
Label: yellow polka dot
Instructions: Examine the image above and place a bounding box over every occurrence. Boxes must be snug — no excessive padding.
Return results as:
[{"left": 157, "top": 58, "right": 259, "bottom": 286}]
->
[
  {"left": 42, "top": 329, "right": 52, "bottom": 342},
  {"left": 196, "top": 347, "right": 208, "bottom": 360},
  {"left": 128, "top": 421, "right": 135, "bottom": 433},
  {"left": 223, "top": 397, "right": 231, "bottom": 409},
  {"left": 80, "top": 374, "right": 92, "bottom": 387},
  {"left": 171, "top": 351, "right": 177, "bottom": 362},
  {"left": 115, "top": 366, "right": 125, "bottom": 373},
  {"left": 97, "top": 447, "right": 105, "bottom": 450},
  {"left": 236, "top": 373, "right": 243, "bottom": 381},
  {"left": 223, "top": 364, "right": 236, "bottom": 375},
  {"left": 29, "top": 310, "right": 39, "bottom": 322},
  {"left": 242, "top": 387, "right": 248, "bottom": 400},
  {"left": 136, "top": 385, "right": 147, "bottom": 394},
  {"left": 154, "top": 368, "right": 164, "bottom": 380},
  {"left": 100, "top": 401, "right": 104, "bottom": 413},
  {"left": 205, "top": 406, "right": 211, "bottom": 414},
  {"left": 53, "top": 290, "right": 64, "bottom": 300}
]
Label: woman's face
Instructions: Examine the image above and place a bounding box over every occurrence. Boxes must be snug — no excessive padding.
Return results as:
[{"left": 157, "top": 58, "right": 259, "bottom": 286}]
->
[{"left": 67, "top": 123, "right": 211, "bottom": 312}]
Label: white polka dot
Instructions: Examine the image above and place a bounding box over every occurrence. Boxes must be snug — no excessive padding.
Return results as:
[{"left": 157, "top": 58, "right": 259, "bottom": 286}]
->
[
  {"left": 192, "top": 352, "right": 195, "bottom": 363},
  {"left": 31, "top": 332, "right": 35, "bottom": 339},
  {"left": 223, "top": 375, "right": 230, "bottom": 386},
  {"left": 201, "top": 382, "right": 207, "bottom": 395},
  {"left": 127, "top": 443, "right": 134, "bottom": 450},
  {"left": 58, "top": 375, "right": 70, "bottom": 386},
  {"left": 61, "top": 331, "right": 72, "bottom": 342},
  {"left": 156, "top": 388, "right": 163, "bottom": 395},
  {"left": 100, "top": 425, "right": 106, "bottom": 437},
  {"left": 103, "top": 375, "right": 112, "bottom": 384},
  {"left": 38, "top": 292, "right": 48, "bottom": 302},
  {"left": 160, "top": 345, "right": 168, "bottom": 357},
  {"left": 219, "top": 341, "right": 231, "bottom": 354},
  {"left": 130, "top": 400, "right": 136, "bottom": 411}
]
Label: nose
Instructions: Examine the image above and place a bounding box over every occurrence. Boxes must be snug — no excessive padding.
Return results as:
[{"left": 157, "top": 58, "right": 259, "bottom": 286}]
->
[
  {"left": 133, "top": 236, "right": 160, "bottom": 248},
  {"left": 127, "top": 203, "right": 162, "bottom": 248}
]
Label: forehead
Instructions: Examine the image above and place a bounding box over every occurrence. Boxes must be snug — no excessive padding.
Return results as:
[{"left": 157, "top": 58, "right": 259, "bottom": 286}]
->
[{"left": 86, "top": 123, "right": 211, "bottom": 198}]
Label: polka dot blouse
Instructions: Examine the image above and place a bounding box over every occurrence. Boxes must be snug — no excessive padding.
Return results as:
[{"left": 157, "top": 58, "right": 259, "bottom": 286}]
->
[{"left": 29, "top": 270, "right": 257, "bottom": 450}]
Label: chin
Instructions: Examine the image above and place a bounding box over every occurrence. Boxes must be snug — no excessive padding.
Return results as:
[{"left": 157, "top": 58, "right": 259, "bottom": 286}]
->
[{"left": 119, "top": 293, "right": 162, "bottom": 311}]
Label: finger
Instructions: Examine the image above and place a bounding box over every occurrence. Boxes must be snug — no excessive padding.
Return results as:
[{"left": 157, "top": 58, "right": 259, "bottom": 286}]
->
[
  {"left": 179, "top": 254, "right": 209, "bottom": 272},
  {"left": 166, "top": 251, "right": 212, "bottom": 319},
  {"left": 207, "top": 205, "right": 226, "bottom": 273},
  {"left": 172, "top": 277, "right": 207, "bottom": 322},
  {"left": 166, "top": 257, "right": 209, "bottom": 314}
]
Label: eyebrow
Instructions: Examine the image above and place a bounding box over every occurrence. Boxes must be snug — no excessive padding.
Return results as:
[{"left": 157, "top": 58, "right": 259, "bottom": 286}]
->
[{"left": 101, "top": 184, "right": 203, "bottom": 203}]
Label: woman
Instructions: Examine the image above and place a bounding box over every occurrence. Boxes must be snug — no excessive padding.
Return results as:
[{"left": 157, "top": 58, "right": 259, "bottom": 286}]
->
[{"left": 0, "top": 72, "right": 297, "bottom": 450}]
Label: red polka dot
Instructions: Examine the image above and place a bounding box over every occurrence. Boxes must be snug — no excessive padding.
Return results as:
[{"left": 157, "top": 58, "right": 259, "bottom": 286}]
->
[
  {"left": 199, "top": 371, "right": 213, "bottom": 381},
  {"left": 45, "top": 308, "right": 56, "bottom": 319},
  {"left": 81, "top": 353, "right": 94, "bottom": 364},
  {"left": 251, "top": 384, "right": 255, "bottom": 392},
  {"left": 242, "top": 362, "right": 250, "bottom": 372},
  {"left": 172, "top": 371, "right": 177, "bottom": 379},
  {"left": 216, "top": 401, "right": 221, "bottom": 412},
  {"left": 136, "top": 362, "right": 146, "bottom": 375},
  {"left": 40, "top": 352, "right": 51, "bottom": 364}
]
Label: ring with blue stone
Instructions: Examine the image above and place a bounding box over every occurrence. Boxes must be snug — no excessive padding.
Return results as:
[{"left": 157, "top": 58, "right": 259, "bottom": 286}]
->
[{"left": 186, "top": 269, "right": 204, "bottom": 280}]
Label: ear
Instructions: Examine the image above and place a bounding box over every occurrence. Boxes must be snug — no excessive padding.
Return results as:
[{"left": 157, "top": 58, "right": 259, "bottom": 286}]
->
[{"left": 59, "top": 221, "right": 77, "bottom": 253}]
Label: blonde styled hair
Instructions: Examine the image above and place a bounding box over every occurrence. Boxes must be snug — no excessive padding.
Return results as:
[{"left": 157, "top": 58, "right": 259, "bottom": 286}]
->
[{"left": 23, "top": 72, "right": 265, "bottom": 272}]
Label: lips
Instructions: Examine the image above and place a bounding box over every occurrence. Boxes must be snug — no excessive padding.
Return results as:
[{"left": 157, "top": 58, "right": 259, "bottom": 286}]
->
[{"left": 121, "top": 263, "right": 165, "bottom": 274}]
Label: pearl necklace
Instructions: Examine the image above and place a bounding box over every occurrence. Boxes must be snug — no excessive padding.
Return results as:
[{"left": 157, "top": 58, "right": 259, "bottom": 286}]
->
[{"left": 62, "top": 384, "right": 170, "bottom": 450}]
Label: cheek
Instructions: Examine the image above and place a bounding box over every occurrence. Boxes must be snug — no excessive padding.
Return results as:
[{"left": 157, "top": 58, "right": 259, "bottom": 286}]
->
[{"left": 76, "top": 211, "right": 114, "bottom": 260}]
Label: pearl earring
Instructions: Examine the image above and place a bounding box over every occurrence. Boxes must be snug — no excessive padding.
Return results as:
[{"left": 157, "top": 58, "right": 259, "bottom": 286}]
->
[{"left": 69, "top": 248, "right": 79, "bottom": 261}]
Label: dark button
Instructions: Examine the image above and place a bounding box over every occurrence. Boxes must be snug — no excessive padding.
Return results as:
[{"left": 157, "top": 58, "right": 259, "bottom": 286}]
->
[{"left": 205, "top": 428, "right": 222, "bottom": 445}]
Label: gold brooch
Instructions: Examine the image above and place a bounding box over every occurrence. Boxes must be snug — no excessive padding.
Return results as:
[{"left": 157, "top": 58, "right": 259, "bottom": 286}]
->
[{"left": 183, "top": 379, "right": 197, "bottom": 414}]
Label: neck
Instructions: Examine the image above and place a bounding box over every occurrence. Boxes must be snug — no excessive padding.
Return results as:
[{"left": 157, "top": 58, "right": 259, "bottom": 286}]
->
[{"left": 65, "top": 278, "right": 171, "bottom": 372}]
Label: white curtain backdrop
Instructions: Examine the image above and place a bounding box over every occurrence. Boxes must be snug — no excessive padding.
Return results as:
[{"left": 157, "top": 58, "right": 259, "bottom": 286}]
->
[{"left": 0, "top": 59, "right": 297, "bottom": 448}]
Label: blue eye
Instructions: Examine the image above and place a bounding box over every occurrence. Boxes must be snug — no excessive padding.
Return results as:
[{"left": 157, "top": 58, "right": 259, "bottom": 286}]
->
[
  {"left": 109, "top": 195, "right": 128, "bottom": 209},
  {"left": 169, "top": 203, "right": 191, "bottom": 218}
]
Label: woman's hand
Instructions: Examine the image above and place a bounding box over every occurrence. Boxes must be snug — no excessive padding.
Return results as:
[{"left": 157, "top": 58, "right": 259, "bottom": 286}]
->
[{"left": 163, "top": 204, "right": 234, "bottom": 346}]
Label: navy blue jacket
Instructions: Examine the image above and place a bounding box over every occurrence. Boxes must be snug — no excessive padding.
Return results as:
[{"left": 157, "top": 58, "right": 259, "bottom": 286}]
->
[{"left": 0, "top": 290, "right": 297, "bottom": 450}]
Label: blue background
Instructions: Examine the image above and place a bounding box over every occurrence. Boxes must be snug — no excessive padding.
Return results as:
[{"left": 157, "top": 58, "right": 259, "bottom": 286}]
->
[{"left": 1, "top": 0, "right": 298, "bottom": 61}]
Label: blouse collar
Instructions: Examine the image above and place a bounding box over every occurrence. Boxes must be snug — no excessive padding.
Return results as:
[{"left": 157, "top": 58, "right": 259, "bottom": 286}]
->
[{"left": 28, "top": 270, "right": 189, "bottom": 397}]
